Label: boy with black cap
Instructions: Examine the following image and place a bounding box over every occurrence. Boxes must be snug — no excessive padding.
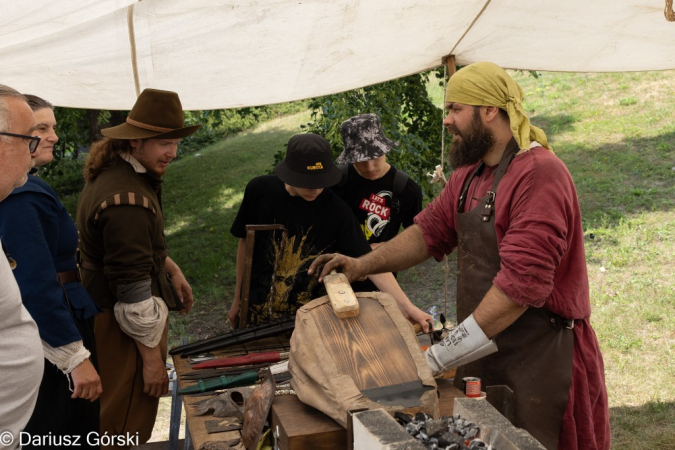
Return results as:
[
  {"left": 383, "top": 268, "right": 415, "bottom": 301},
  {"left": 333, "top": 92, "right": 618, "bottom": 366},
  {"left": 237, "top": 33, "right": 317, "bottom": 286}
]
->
[{"left": 228, "top": 133, "right": 431, "bottom": 330}]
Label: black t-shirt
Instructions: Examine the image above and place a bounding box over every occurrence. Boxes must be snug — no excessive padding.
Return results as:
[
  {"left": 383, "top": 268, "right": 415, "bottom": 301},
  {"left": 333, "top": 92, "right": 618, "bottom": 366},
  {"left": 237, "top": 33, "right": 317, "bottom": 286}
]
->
[
  {"left": 231, "top": 175, "right": 371, "bottom": 325},
  {"left": 331, "top": 165, "right": 423, "bottom": 244}
]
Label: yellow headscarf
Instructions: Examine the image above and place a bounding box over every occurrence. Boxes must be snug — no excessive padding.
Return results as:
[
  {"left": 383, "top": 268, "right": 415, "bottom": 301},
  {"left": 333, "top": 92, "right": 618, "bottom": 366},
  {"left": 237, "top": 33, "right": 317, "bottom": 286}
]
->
[{"left": 445, "top": 62, "right": 551, "bottom": 151}]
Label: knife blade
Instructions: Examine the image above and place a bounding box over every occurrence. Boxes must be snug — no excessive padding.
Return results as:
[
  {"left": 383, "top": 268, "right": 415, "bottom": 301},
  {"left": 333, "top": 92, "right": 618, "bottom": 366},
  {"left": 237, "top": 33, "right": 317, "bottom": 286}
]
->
[{"left": 191, "top": 351, "right": 289, "bottom": 370}]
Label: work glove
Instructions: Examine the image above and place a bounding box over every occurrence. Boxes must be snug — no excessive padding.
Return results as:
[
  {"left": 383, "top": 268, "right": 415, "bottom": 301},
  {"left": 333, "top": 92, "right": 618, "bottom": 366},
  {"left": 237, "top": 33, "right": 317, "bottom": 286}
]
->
[{"left": 424, "top": 314, "right": 498, "bottom": 377}]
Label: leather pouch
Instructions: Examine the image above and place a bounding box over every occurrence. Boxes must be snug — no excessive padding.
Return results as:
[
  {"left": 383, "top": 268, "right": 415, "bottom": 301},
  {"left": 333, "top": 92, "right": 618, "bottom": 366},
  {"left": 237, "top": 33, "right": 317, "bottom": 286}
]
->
[{"left": 161, "top": 271, "right": 186, "bottom": 311}]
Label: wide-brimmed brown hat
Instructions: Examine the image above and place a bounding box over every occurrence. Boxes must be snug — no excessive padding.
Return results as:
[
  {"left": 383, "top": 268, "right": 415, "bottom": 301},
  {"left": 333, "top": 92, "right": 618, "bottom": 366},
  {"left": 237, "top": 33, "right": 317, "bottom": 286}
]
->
[
  {"left": 101, "top": 88, "right": 202, "bottom": 140},
  {"left": 274, "top": 134, "right": 342, "bottom": 189}
]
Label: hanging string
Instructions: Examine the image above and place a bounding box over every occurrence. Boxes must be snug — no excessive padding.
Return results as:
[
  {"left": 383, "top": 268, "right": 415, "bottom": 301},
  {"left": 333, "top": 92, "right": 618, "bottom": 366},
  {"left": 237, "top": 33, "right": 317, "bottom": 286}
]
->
[
  {"left": 427, "top": 64, "right": 448, "bottom": 186},
  {"left": 441, "top": 63, "right": 450, "bottom": 321}
]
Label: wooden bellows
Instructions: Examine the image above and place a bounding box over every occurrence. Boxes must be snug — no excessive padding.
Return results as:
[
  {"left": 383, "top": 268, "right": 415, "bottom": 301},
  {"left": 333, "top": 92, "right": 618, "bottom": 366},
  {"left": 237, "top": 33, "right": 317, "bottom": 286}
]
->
[{"left": 289, "top": 292, "right": 439, "bottom": 427}]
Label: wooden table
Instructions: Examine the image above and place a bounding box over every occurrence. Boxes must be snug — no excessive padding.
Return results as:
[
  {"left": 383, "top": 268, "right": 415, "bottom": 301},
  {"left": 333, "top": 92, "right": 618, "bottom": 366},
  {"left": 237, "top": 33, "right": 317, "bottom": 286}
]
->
[
  {"left": 174, "top": 336, "right": 291, "bottom": 450},
  {"left": 174, "top": 339, "right": 463, "bottom": 450}
]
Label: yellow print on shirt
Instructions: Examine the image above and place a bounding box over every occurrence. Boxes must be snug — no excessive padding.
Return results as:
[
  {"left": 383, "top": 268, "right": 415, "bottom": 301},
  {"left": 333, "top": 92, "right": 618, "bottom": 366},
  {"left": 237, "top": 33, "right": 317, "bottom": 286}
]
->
[
  {"left": 250, "top": 230, "right": 321, "bottom": 323},
  {"left": 360, "top": 222, "right": 373, "bottom": 241}
]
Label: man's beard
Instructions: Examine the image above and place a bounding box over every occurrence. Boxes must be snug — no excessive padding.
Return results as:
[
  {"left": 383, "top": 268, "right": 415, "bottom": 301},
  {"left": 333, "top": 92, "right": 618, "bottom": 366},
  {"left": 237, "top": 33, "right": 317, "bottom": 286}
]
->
[{"left": 448, "top": 109, "right": 495, "bottom": 170}]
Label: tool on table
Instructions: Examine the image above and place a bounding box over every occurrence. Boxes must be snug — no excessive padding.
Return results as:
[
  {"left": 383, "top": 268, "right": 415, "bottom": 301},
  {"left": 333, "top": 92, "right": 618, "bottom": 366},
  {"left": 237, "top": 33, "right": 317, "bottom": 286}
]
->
[
  {"left": 191, "top": 351, "right": 289, "bottom": 370},
  {"left": 194, "top": 386, "right": 254, "bottom": 419},
  {"left": 178, "top": 371, "right": 259, "bottom": 395},
  {"left": 180, "top": 357, "right": 292, "bottom": 395},
  {"left": 181, "top": 363, "right": 272, "bottom": 381},
  {"left": 187, "top": 352, "right": 215, "bottom": 365},
  {"left": 242, "top": 369, "right": 276, "bottom": 450},
  {"left": 169, "top": 315, "right": 295, "bottom": 357},
  {"left": 323, "top": 269, "right": 359, "bottom": 318},
  {"left": 204, "top": 417, "right": 243, "bottom": 434}
]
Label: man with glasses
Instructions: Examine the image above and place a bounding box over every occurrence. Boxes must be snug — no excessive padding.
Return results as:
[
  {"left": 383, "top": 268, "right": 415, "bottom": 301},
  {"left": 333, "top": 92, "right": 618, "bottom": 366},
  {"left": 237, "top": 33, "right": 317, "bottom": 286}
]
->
[{"left": 0, "top": 84, "right": 44, "bottom": 449}]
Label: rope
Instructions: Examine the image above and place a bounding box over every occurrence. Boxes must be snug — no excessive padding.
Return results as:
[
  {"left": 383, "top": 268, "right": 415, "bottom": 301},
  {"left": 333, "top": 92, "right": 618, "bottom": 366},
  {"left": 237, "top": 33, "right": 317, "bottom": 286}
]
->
[
  {"left": 427, "top": 65, "right": 448, "bottom": 186},
  {"left": 666, "top": 0, "right": 675, "bottom": 21},
  {"left": 442, "top": 64, "right": 450, "bottom": 319}
]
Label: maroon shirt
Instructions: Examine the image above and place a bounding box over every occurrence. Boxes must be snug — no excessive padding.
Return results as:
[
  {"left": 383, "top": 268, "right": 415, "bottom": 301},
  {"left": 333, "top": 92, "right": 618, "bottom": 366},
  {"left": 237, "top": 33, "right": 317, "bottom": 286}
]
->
[{"left": 415, "top": 146, "right": 610, "bottom": 450}]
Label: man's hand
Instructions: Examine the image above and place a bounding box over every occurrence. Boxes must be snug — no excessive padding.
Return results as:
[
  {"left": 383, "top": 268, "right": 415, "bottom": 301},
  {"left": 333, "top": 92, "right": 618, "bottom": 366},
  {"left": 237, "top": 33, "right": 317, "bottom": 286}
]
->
[
  {"left": 141, "top": 357, "right": 169, "bottom": 397},
  {"left": 135, "top": 342, "right": 169, "bottom": 397},
  {"left": 308, "top": 253, "right": 365, "bottom": 282},
  {"left": 172, "top": 270, "right": 194, "bottom": 315},
  {"left": 70, "top": 358, "right": 102, "bottom": 401},
  {"left": 165, "top": 256, "right": 194, "bottom": 314}
]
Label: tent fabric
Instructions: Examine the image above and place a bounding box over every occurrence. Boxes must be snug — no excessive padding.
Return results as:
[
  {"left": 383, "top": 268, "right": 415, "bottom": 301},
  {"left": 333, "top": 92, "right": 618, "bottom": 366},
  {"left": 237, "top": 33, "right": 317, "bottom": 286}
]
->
[{"left": 1, "top": 0, "right": 674, "bottom": 110}]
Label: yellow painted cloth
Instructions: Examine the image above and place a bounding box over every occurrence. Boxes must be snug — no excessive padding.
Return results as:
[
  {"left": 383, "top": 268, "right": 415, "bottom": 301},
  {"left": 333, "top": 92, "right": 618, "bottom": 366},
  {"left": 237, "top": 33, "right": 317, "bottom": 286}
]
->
[{"left": 445, "top": 62, "right": 551, "bottom": 151}]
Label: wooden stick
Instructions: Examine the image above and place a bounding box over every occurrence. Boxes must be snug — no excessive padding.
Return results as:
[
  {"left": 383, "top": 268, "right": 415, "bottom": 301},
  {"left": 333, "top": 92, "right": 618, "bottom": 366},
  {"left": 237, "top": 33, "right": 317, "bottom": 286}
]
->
[
  {"left": 323, "top": 270, "right": 359, "bottom": 318},
  {"left": 444, "top": 54, "right": 457, "bottom": 77}
]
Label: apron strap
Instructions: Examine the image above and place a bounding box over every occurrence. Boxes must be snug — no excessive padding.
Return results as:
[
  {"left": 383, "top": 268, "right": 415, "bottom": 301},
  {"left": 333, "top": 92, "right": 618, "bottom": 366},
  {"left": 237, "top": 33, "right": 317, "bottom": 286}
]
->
[{"left": 480, "top": 138, "right": 520, "bottom": 222}]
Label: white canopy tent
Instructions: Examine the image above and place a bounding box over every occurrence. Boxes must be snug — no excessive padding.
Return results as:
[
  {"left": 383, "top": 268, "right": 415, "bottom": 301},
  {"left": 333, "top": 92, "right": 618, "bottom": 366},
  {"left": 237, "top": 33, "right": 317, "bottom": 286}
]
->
[{"left": 1, "top": 0, "right": 674, "bottom": 110}]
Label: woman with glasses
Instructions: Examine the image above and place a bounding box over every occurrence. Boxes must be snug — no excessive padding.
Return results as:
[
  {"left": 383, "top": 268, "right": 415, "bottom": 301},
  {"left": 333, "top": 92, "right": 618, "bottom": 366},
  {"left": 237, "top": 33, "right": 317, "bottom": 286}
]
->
[{"left": 0, "top": 95, "right": 101, "bottom": 448}]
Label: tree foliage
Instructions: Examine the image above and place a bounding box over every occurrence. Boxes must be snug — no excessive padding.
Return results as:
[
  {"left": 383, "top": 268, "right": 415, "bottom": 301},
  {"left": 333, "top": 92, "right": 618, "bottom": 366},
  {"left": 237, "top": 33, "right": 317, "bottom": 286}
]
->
[{"left": 276, "top": 69, "right": 449, "bottom": 199}]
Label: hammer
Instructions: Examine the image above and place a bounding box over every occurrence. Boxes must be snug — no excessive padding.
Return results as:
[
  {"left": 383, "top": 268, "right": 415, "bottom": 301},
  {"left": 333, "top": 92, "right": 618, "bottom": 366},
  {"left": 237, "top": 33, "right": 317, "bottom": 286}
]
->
[{"left": 323, "top": 270, "right": 359, "bottom": 318}]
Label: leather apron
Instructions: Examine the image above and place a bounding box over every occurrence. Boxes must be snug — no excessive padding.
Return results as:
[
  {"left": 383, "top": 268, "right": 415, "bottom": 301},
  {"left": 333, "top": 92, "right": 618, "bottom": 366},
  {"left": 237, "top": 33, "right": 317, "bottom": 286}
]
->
[{"left": 453, "top": 139, "right": 574, "bottom": 450}]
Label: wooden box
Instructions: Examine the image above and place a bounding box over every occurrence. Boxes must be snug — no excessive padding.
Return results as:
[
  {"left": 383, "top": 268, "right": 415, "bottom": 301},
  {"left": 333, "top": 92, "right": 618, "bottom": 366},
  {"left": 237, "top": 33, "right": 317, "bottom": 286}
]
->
[{"left": 271, "top": 394, "right": 347, "bottom": 450}]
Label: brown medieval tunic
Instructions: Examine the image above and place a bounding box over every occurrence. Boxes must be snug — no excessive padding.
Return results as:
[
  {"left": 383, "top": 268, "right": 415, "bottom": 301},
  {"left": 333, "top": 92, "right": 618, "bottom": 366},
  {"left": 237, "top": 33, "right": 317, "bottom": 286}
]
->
[{"left": 77, "top": 155, "right": 173, "bottom": 446}]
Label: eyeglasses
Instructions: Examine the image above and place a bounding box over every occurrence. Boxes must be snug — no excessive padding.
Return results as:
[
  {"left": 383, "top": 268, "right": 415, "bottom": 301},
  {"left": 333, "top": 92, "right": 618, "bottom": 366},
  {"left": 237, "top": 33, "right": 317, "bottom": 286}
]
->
[{"left": 0, "top": 132, "right": 41, "bottom": 153}]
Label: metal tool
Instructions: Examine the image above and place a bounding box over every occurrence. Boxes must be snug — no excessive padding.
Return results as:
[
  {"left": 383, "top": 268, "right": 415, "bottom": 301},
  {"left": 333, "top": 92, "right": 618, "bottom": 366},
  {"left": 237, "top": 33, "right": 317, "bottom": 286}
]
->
[
  {"left": 169, "top": 315, "right": 295, "bottom": 357},
  {"left": 178, "top": 371, "right": 259, "bottom": 395},
  {"left": 192, "top": 351, "right": 289, "bottom": 370}
]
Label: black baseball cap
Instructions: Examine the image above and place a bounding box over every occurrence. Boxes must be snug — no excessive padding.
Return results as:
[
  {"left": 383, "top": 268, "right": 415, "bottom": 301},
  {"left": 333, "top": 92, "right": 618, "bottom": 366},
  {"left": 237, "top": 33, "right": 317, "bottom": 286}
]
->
[{"left": 274, "top": 134, "right": 342, "bottom": 189}]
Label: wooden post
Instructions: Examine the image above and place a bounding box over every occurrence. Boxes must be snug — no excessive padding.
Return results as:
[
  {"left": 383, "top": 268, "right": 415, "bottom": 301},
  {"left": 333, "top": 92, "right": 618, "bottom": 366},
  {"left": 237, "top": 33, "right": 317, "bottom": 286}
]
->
[
  {"left": 238, "top": 224, "right": 287, "bottom": 329},
  {"left": 444, "top": 54, "right": 457, "bottom": 77}
]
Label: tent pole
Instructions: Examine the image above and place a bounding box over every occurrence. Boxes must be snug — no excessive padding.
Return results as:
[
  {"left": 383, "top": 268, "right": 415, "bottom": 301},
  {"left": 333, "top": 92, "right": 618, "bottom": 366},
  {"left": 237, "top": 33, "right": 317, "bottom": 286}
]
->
[{"left": 443, "top": 54, "right": 456, "bottom": 77}]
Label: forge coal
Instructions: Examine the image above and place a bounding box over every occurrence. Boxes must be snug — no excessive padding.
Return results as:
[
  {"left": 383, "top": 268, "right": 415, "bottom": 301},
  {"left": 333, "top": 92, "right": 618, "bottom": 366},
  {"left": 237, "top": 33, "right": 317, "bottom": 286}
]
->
[{"left": 394, "top": 411, "right": 491, "bottom": 450}]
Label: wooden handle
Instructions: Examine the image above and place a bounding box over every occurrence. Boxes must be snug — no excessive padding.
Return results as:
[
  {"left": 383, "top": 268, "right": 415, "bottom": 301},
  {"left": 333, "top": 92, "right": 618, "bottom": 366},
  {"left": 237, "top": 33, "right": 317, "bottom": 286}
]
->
[
  {"left": 323, "top": 270, "right": 359, "bottom": 318},
  {"left": 413, "top": 320, "right": 434, "bottom": 334}
]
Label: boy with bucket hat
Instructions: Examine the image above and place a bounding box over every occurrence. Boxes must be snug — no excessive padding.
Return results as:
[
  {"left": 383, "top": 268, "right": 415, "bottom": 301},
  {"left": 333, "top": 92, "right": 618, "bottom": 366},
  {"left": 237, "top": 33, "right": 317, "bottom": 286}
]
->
[
  {"left": 333, "top": 114, "right": 423, "bottom": 248},
  {"left": 77, "top": 88, "right": 200, "bottom": 447},
  {"left": 228, "top": 133, "right": 432, "bottom": 330},
  {"left": 332, "top": 114, "right": 423, "bottom": 291}
]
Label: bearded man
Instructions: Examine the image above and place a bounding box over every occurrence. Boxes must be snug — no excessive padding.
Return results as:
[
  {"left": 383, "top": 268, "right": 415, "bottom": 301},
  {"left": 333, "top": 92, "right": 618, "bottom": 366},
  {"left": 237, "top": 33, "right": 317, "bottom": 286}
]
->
[
  {"left": 77, "top": 88, "right": 200, "bottom": 448},
  {"left": 310, "top": 62, "right": 610, "bottom": 450}
]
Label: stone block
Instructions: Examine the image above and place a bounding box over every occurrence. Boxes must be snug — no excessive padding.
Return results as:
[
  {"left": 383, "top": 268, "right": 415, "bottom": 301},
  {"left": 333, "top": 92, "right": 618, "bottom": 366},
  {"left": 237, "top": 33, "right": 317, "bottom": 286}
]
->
[
  {"left": 352, "top": 409, "right": 426, "bottom": 450},
  {"left": 453, "top": 398, "right": 546, "bottom": 450}
]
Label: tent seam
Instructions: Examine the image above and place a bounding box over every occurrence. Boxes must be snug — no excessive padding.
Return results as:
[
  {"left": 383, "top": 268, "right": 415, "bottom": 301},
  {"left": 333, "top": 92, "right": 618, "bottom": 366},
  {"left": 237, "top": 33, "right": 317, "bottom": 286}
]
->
[
  {"left": 450, "top": 0, "right": 493, "bottom": 55},
  {"left": 127, "top": 4, "right": 141, "bottom": 97}
]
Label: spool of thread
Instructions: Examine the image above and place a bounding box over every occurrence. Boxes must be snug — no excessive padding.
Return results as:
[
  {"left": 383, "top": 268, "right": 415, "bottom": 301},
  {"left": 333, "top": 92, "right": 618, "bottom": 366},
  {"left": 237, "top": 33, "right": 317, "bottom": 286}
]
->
[{"left": 462, "top": 377, "right": 482, "bottom": 398}]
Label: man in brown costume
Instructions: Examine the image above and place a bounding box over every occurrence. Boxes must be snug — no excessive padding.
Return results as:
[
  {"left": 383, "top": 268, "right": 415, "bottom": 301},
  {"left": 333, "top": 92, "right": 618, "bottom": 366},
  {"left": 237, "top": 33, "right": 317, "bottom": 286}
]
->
[{"left": 77, "top": 89, "right": 200, "bottom": 447}]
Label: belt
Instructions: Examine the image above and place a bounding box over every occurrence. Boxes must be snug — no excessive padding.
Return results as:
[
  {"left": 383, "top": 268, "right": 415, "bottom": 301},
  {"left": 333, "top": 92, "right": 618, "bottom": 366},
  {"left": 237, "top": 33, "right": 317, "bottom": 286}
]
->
[
  {"left": 57, "top": 269, "right": 81, "bottom": 284},
  {"left": 80, "top": 260, "right": 104, "bottom": 272},
  {"left": 550, "top": 315, "right": 575, "bottom": 330}
]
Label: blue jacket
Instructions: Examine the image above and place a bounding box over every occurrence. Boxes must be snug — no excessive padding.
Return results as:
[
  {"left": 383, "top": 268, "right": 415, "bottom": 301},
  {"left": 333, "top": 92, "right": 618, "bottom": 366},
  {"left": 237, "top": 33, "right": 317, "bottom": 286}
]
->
[{"left": 0, "top": 175, "right": 99, "bottom": 347}]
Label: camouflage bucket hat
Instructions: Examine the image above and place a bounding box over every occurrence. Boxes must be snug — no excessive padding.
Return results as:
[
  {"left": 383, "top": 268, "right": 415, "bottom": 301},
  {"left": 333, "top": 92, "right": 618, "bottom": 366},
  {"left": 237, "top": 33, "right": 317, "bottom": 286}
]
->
[{"left": 336, "top": 114, "right": 398, "bottom": 164}]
